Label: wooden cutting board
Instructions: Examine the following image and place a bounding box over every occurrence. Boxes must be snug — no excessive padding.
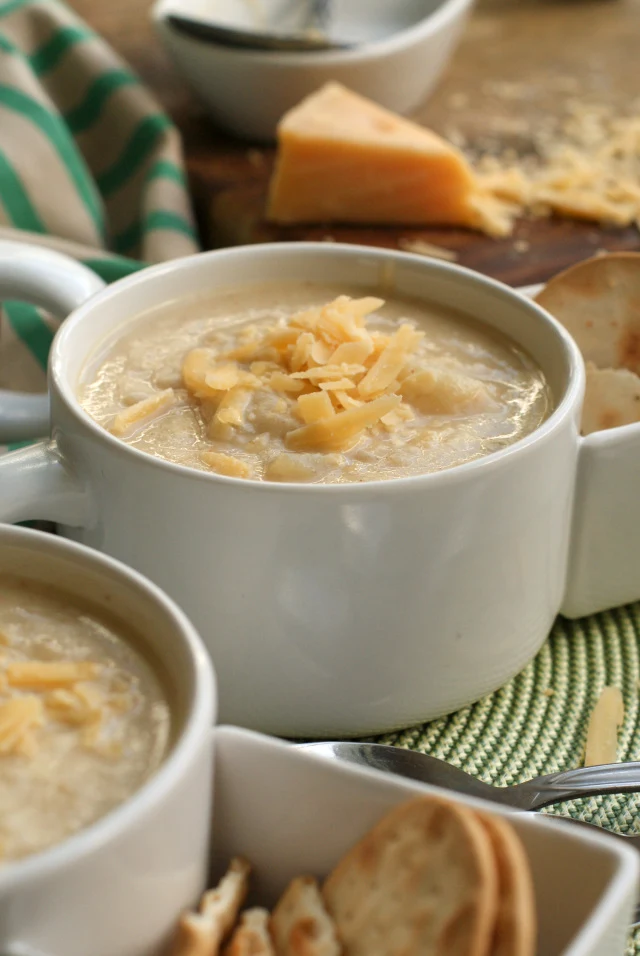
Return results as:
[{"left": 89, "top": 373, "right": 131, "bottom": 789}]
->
[
  {"left": 72, "top": 0, "right": 640, "bottom": 288},
  {"left": 179, "top": 0, "right": 640, "bottom": 288},
  {"left": 188, "top": 150, "right": 640, "bottom": 288}
]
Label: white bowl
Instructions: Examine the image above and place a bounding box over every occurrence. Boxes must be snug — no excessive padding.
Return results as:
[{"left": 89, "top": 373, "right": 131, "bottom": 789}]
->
[
  {"left": 151, "top": 0, "right": 476, "bottom": 140},
  {"left": 213, "top": 726, "right": 640, "bottom": 956},
  {"left": 0, "top": 239, "right": 587, "bottom": 736},
  {"left": 0, "top": 526, "right": 216, "bottom": 956}
]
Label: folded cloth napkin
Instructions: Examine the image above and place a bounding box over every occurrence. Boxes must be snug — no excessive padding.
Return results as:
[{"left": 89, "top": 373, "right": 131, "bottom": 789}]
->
[{"left": 0, "top": 0, "right": 200, "bottom": 447}]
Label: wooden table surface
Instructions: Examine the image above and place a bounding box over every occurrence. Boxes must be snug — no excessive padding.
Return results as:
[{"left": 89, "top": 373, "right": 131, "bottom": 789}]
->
[{"left": 72, "top": 0, "right": 640, "bottom": 285}]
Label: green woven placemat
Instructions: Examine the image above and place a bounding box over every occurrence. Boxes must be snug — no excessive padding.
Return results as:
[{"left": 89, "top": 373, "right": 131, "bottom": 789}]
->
[{"left": 373, "top": 605, "right": 640, "bottom": 952}]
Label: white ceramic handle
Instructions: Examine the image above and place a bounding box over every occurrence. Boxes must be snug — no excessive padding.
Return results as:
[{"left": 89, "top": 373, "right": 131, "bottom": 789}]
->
[
  {"left": 0, "top": 240, "right": 105, "bottom": 442},
  {"left": 562, "top": 429, "right": 640, "bottom": 618},
  {"left": 0, "top": 441, "right": 89, "bottom": 527}
]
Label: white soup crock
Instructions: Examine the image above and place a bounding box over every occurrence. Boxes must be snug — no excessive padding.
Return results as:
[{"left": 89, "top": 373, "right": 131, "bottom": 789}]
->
[{"left": 0, "top": 239, "right": 627, "bottom": 738}]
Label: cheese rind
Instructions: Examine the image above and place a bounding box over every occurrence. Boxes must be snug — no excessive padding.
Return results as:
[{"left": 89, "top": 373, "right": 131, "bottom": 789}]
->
[{"left": 266, "top": 82, "right": 481, "bottom": 228}]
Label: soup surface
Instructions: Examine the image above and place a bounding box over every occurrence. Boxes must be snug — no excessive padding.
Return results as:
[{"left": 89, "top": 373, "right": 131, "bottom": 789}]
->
[
  {"left": 0, "top": 577, "right": 170, "bottom": 863},
  {"left": 80, "top": 283, "right": 551, "bottom": 483}
]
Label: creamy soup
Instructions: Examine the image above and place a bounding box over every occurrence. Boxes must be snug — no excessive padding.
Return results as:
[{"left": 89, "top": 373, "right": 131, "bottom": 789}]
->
[
  {"left": 80, "top": 283, "right": 551, "bottom": 484},
  {"left": 0, "top": 577, "right": 170, "bottom": 863}
]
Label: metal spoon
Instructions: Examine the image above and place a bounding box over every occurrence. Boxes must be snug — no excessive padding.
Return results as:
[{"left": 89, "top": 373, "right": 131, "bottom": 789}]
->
[
  {"left": 297, "top": 741, "right": 640, "bottom": 813},
  {"left": 166, "top": 0, "right": 353, "bottom": 52},
  {"left": 299, "top": 742, "right": 640, "bottom": 927}
]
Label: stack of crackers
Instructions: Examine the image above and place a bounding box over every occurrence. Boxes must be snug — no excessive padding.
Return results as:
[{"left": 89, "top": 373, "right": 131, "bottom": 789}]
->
[
  {"left": 535, "top": 252, "right": 640, "bottom": 435},
  {"left": 173, "top": 793, "right": 536, "bottom": 956}
]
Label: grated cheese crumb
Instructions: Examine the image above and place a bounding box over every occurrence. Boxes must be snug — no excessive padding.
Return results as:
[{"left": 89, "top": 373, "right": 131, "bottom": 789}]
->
[
  {"left": 475, "top": 103, "right": 640, "bottom": 234},
  {"left": 7, "top": 661, "right": 101, "bottom": 689},
  {"left": 0, "top": 696, "right": 44, "bottom": 756},
  {"left": 201, "top": 451, "right": 250, "bottom": 479},
  {"left": 264, "top": 454, "right": 317, "bottom": 482},
  {"left": 286, "top": 395, "right": 401, "bottom": 453},
  {"left": 45, "top": 683, "right": 105, "bottom": 726},
  {"left": 111, "top": 389, "right": 175, "bottom": 437}
]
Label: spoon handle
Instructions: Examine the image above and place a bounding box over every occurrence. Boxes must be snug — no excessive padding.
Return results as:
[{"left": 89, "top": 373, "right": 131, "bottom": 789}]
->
[{"left": 513, "top": 762, "right": 640, "bottom": 810}]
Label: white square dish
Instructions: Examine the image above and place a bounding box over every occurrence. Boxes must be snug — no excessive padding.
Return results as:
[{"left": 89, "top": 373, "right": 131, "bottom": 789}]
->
[{"left": 211, "top": 726, "right": 640, "bottom": 956}]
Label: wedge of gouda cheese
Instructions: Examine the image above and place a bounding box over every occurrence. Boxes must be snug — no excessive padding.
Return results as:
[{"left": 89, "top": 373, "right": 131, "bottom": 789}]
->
[{"left": 266, "top": 83, "right": 480, "bottom": 228}]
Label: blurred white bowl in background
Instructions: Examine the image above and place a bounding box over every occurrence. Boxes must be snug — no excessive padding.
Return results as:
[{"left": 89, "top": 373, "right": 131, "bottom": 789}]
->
[{"left": 151, "top": 0, "right": 476, "bottom": 141}]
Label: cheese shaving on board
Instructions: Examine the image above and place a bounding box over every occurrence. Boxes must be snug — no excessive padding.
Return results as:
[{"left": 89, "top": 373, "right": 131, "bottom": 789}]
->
[{"left": 477, "top": 103, "right": 640, "bottom": 234}]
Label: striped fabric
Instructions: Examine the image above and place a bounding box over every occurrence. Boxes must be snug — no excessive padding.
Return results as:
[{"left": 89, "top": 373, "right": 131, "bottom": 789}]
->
[{"left": 0, "top": 0, "right": 199, "bottom": 445}]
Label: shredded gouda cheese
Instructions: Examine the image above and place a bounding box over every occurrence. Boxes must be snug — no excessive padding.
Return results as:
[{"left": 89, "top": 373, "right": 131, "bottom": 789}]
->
[
  {"left": 297, "top": 391, "right": 336, "bottom": 424},
  {"left": 46, "top": 683, "right": 105, "bottom": 726},
  {"left": 181, "top": 296, "right": 423, "bottom": 458},
  {"left": 111, "top": 389, "right": 175, "bottom": 437},
  {"left": 212, "top": 388, "right": 253, "bottom": 429},
  {"left": 286, "top": 395, "right": 401, "bottom": 453},
  {"left": 203, "top": 364, "right": 239, "bottom": 391},
  {"left": 358, "top": 325, "right": 424, "bottom": 398},
  {"left": 270, "top": 372, "right": 305, "bottom": 393},
  {"left": 201, "top": 451, "right": 250, "bottom": 479},
  {"left": 0, "top": 696, "right": 44, "bottom": 756},
  {"left": 318, "top": 378, "right": 356, "bottom": 392},
  {"left": 7, "top": 661, "right": 101, "bottom": 689},
  {"left": 334, "top": 391, "right": 363, "bottom": 410},
  {"left": 264, "top": 454, "right": 316, "bottom": 482},
  {"left": 182, "top": 349, "right": 218, "bottom": 395},
  {"left": 329, "top": 340, "right": 374, "bottom": 365}
]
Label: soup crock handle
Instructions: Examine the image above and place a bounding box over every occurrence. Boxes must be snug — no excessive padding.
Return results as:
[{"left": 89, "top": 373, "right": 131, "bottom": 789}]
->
[
  {"left": 562, "top": 428, "right": 640, "bottom": 619},
  {"left": 0, "top": 441, "right": 90, "bottom": 526},
  {"left": 0, "top": 240, "right": 105, "bottom": 442}
]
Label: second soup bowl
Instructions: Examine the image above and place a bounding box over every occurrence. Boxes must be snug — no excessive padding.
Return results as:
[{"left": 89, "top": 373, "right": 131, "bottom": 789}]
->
[
  {"left": 0, "top": 240, "right": 602, "bottom": 737},
  {"left": 0, "top": 524, "right": 215, "bottom": 956}
]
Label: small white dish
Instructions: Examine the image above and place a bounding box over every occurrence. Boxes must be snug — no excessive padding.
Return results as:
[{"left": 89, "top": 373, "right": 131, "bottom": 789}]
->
[
  {"left": 151, "top": 0, "right": 476, "bottom": 140},
  {"left": 213, "top": 726, "right": 640, "bottom": 956}
]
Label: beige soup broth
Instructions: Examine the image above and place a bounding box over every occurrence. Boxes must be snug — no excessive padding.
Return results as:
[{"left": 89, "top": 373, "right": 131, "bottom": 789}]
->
[
  {"left": 81, "top": 283, "right": 552, "bottom": 483},
  {"left": 0, "top": 578, "right": 170, "bottom": 863}
]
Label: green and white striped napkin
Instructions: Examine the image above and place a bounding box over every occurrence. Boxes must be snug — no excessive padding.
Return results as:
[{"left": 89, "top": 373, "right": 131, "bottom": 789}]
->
[{"left": 0, "top": 0, "right": 200, "bottom": 450}]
